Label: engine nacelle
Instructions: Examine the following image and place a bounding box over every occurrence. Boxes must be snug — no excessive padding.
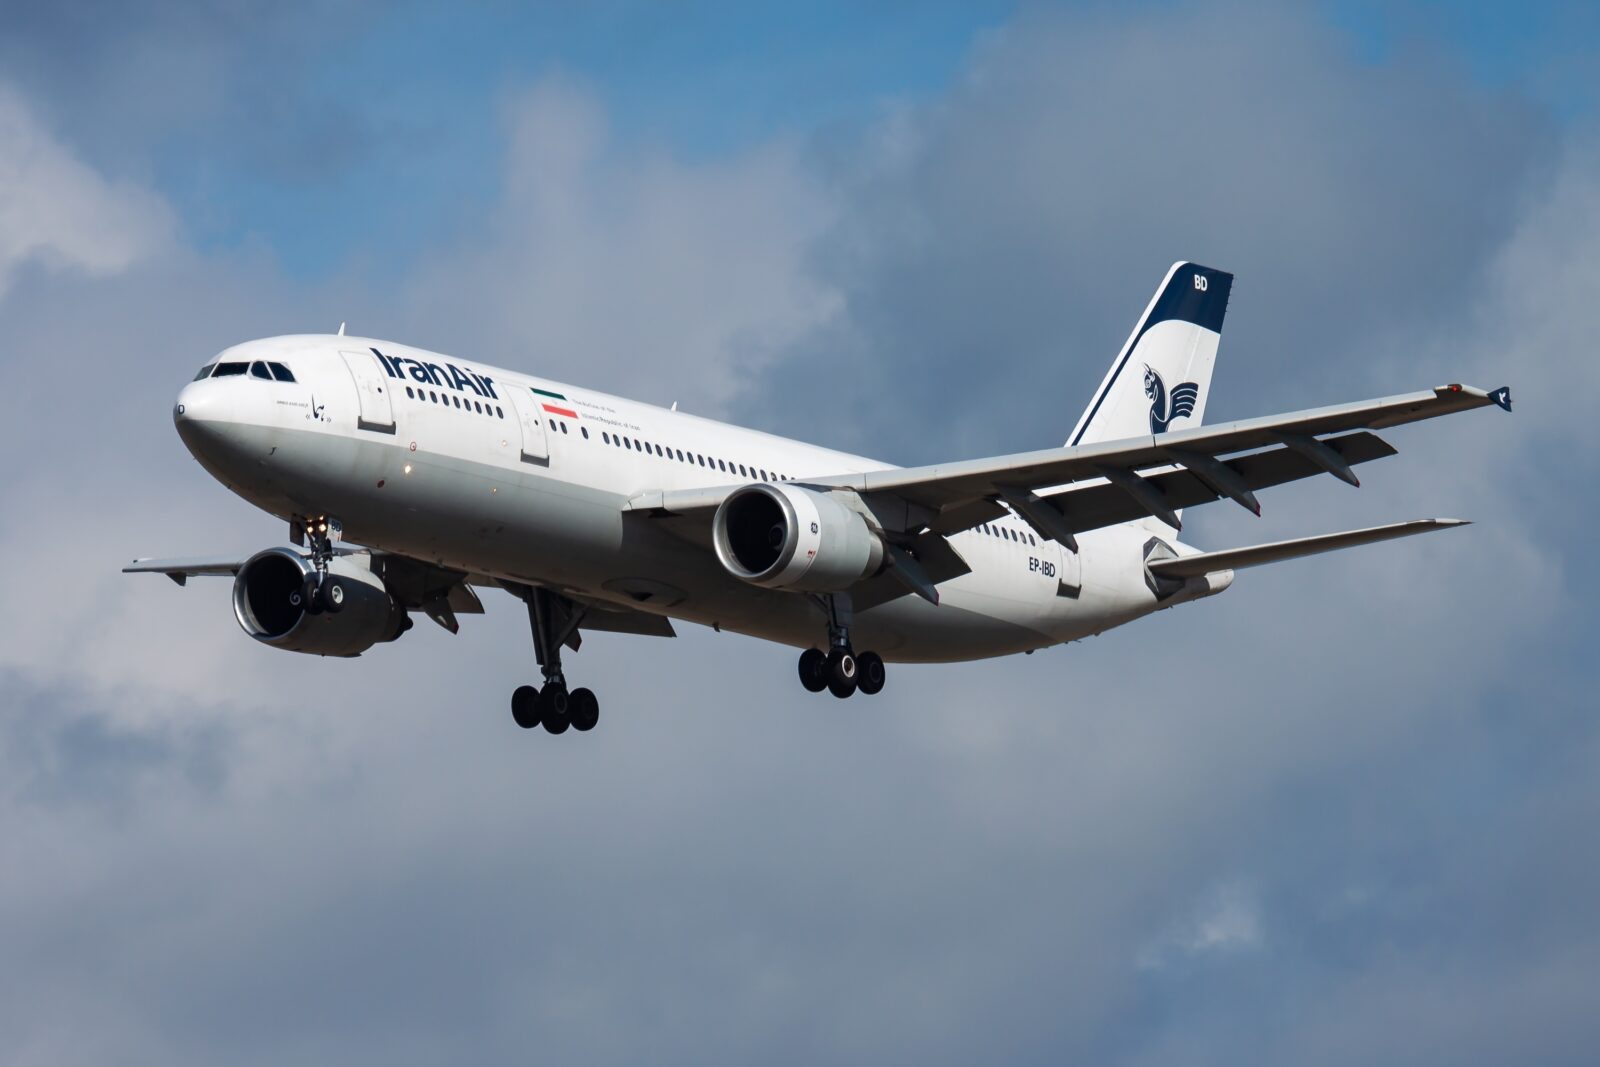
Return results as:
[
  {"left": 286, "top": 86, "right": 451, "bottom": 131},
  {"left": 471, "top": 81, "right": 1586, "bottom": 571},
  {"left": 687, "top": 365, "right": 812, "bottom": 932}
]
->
[
  {"left": 232, "top": 548, "right": 408, "bottom": 657},
  {"left": 713, "top": 483, "right": 885, "bottom": 592}
]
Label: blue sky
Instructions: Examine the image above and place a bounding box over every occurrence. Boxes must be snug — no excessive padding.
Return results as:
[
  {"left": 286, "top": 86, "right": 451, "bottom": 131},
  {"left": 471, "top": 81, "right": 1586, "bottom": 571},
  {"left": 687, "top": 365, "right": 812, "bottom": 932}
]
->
[
  {"left": 12, "top": 1, "right": 1595, "bottom": 279},
  {"left": 2, "top": 3, "right": 1598, "bottom": 1064}
]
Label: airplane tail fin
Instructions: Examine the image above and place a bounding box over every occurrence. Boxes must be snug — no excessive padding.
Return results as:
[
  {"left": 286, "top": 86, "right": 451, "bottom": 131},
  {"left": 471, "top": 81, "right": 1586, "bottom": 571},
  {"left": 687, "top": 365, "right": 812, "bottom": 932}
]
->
[{"left": 1068, "top": 262, "right": 1233, "bottom": 448}]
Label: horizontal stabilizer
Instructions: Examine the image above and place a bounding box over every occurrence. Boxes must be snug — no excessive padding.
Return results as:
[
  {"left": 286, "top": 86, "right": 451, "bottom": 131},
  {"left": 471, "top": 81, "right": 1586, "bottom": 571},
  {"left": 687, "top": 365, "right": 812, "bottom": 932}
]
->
[{"left": 1147, "top": 519, "right": 1469, "bottom": 578}]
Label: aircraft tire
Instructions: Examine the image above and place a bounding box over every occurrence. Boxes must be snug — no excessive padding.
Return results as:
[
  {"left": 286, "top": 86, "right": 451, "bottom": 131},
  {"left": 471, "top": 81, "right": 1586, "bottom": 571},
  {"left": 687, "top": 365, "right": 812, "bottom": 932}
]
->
[
  {"left": 319, "top": 577, "right": 346, "bottom": 614},
  {"left": 798, "top": 649, "right": 828, "bottom": 693},
  {"left": 539, "top": 685, "right": 571, "bottom": 734},
  {"left": 511, "top": 685, "right": 541, "bottom": 729},
  {"left": 826, "top": 648, "right": 857, "bottom": 699},
  {"left": 856, "top": 652, "right": 885, "bottom": 695},
  {"left": 570, "top": 688, "right": 599, "bottom": 732},
  {"left": 301, "top": 575, "right": 324, "bottom": 615}
]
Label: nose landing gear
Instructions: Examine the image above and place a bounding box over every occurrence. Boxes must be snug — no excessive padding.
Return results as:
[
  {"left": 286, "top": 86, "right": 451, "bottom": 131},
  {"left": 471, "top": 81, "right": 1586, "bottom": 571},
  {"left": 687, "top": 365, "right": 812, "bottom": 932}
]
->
[
  {"left": 508, "top": 585, "right": 601, "bottom": 735},
  {"left": 290, "top": 514, "right": 349, "bottom": 615},
  {"left": 796, "top": 593, "right": 887, "bottom": 699}
]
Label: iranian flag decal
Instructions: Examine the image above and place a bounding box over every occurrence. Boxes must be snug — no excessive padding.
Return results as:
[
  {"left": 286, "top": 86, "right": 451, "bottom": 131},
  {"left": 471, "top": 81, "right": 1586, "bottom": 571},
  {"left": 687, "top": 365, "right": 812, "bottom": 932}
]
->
[{"left": 532, "top": 387, "right": 577, "bottom": 419}]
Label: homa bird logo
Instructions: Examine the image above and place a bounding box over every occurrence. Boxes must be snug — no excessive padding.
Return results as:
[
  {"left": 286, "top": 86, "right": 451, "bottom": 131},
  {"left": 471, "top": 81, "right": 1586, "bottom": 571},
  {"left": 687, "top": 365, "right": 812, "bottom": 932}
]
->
[{"left": 1144, "top": 366, "right": 1199, "bottom": 435}]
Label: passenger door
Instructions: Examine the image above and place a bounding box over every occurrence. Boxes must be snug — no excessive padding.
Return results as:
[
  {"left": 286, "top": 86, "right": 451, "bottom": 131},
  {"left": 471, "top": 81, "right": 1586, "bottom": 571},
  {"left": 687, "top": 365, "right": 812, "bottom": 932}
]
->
[
  {"left": 339, "top": 349, "right": 396, "bottom": 433},
  {"left": 506, "top": 388, "right": 550, "bottom": 463}
]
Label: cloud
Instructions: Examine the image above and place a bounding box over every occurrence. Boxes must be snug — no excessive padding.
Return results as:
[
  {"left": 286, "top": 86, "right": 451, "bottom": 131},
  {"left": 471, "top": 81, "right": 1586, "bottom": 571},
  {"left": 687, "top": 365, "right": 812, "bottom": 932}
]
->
[
  {"left": 0, "top": 86, "right": 173, "bottom": 295},
  {"left": 1138, "top": 882, "right": 1264, "bottom": 971},
  {"left": 400, "top": 77, "right": 841, "bottom": 416},
  {"left": 746, "top": 4, "right": 1550, "bottom": 463},
  {"left": 0, "top": 6, "right": 1597, "bottom": 1066}
]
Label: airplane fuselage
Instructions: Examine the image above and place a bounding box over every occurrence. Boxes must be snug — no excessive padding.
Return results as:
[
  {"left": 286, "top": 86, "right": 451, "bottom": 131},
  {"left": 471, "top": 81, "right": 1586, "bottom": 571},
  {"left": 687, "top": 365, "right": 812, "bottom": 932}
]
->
[{"left": 174, "top": 334, "right": 1220, "bottom": 663}]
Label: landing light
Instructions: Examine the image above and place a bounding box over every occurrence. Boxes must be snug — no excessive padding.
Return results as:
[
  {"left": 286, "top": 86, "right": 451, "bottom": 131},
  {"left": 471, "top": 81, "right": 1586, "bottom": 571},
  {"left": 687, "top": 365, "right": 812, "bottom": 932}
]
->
[{"left": 404, "top": 464, "right": 413, "bottom": 475}]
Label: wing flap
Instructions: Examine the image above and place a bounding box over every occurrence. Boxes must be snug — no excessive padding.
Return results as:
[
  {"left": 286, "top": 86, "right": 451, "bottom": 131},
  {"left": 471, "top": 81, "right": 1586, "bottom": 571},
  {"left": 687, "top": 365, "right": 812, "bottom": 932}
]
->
[
  {"left": 933, "top": 431, "right": 1396, "bottom": 536},
  {"left": 576, "top": 604, "right": 678, "bottom": 637},
  {"left": 1148, "top": 518, "right": 1469, "bottom": 578}
]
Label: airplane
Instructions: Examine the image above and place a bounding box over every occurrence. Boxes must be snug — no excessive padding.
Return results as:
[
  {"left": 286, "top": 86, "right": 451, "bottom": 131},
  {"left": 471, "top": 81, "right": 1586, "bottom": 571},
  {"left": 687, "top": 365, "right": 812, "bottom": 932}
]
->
[{"left": 127, "top": 262, "right": 1512, "bottom": 735}]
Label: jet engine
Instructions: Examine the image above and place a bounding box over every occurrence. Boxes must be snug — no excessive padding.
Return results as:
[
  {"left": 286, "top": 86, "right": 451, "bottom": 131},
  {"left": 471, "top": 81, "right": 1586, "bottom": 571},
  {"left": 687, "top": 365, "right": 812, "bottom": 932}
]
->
[
  {"left": 713, "top": 483, "right": 885, "bottom": 592},
  {"left": 232, "top": 547, "right": 409, "bottom": 657}
]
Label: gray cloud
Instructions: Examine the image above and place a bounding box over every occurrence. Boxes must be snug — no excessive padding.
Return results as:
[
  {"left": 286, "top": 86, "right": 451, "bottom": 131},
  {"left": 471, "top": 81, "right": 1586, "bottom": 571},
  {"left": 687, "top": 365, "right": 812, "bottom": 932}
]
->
[
  {"left": 0, "top": 5, "right": 1597, "bottom": 1065},
  {"left": 749, "top": 4, "right": 1551, "bottom": 463}
]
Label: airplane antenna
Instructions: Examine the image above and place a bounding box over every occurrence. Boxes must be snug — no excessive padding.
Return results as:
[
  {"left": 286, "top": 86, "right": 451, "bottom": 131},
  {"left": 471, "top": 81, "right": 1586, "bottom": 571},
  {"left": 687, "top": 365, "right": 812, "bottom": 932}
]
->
[
  {"left": 338, "top": 322, "right": 346, "bottom": 336},
  {"left": 671, "top": 401, "right": 678, "bottom": 412}
]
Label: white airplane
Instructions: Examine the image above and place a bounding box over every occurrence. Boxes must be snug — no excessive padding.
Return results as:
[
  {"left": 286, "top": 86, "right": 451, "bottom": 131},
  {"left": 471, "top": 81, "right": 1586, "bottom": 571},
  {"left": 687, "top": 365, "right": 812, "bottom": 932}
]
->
[{"left": 128, "top": 262, "right": 1511, "bottom": 734}]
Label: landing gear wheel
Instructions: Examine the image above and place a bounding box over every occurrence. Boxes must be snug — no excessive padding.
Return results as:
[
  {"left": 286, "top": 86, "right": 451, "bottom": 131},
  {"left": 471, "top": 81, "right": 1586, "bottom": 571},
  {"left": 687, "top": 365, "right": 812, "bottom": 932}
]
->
[
  {"left": 511, "top": 685, "right": 541, "bottom": 729},
  {"left": 319, "top": 577, "right": 346, "bottom": 614},
  {"left": 798, "top": 648, "right": 828, "bottom": 693},
  {"left": 856, "top": 651, "right": 886, "bottom": 696},
  {"left": 539, "top": 684, "right": 571, "bottom": 734},
  {"left": 569, "top": 688, "right": 599, "bottom": 732},
  {"left": 302, "top": 574, "right": 325, "bottom": 615},
  {"left": 826, "top": 648, "right": 857, "bottom": 699}
]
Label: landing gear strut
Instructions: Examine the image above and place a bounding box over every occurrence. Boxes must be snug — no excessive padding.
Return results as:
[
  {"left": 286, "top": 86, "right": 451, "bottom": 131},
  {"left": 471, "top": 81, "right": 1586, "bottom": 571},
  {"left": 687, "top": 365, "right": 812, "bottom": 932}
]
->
[
  {"left": 293, "top": 515, "right": 349, "bottom": 615},
  {"left": 797, "top": 592, "right": 887, "bottom": 699},
  {"left": 508, "top": 585, "right": 600, "bottom": 735}
]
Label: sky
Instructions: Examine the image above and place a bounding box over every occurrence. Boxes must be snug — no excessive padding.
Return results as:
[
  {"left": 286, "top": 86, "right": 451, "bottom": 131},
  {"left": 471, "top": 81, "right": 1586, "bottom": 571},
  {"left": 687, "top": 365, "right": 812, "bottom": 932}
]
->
[{"left": 1, "top": 1, "right": 1597, "bottom": 1063}]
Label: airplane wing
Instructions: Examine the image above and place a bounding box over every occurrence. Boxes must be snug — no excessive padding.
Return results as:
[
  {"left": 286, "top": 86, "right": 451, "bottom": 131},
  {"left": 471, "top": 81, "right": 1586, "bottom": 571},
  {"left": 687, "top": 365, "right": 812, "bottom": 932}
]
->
[
  {"left": 627, "top": 383, "right": 1511, "bottom": 548},
  {"left": 123, "top": 555, "right": 246, "bottom": 586},
  {"left": 124, "top": 548, "right": 676, "bottom": 638}
]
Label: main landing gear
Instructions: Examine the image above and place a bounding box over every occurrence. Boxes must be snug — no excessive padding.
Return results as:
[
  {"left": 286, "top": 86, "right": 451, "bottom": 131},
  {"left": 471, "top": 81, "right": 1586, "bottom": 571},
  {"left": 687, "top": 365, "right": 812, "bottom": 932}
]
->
[
  {"left": 509, "top": 585, "right": 600, "bottom": 735},
  {"left": 797, "top": 593, "right": 887, "bottom": 699}
]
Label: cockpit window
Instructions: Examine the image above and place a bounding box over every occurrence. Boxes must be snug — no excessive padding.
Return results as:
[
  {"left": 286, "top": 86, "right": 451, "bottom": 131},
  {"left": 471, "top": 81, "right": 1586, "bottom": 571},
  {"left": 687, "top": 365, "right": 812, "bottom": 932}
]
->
[
  {"left": 193, "top": 363, "right": 216, "bottom": 381},
  {"left": 268, "top": 362, "right": 296, "bottom": 383},
  {"left": 212, "top": 362, "right": 249, "bottom": 377},
  {"left": 249, "top": 361, "right": 273, "bottom": 380}
]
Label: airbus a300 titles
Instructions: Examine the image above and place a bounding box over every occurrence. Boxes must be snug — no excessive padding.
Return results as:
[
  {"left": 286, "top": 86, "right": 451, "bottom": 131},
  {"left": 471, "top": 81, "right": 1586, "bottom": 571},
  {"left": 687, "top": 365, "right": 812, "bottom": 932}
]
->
[{"left": 129, "top": 263, "right": 1511, "bottom": 735}]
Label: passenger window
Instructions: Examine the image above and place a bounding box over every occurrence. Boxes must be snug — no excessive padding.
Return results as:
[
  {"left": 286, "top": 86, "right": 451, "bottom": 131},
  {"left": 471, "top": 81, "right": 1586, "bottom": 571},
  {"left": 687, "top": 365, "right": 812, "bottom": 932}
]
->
[
  {"left": 718, "top": 459, "right": 727, "bottom": 472},
  {"left": 268, "top": 362, "right": 295, "bottom": 382},
  {"left": 406, "top": 386, "right": 415, "bottom": 399},
  {"left": 193, "top": 363, "right": 216, "bottom": 381},
  {"left": 454, "top": 396, "right": 462, "bottom": 408},
  {"left": 560, "top": 423, "right": 568, "bottom": 434},
  {"left": 676, "top": 449, "right": 685, "bottom": 461},
  {"left": 697, "top": 455, "right": 705, "bottom": 466},
  {"left": 496, "top": 406, "right": 504, "bottom": 418},
  {"left": 581, "top": 427, "right": 589, "bottom": 439},
  {"left": 430, "top": 391, "right": 438, "bottom": 402},
  {"left": 212, "top": 362, "right": 248, "bottom": 377}
]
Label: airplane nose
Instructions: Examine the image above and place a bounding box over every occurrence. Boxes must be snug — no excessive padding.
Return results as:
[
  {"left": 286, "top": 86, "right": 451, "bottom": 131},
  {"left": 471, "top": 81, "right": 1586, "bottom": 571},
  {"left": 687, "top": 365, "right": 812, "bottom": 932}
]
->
[
  {"left": 174, "top": 381, "right": 206, "bottom": 423},
  {"left": 173, "top": 379, "right": 239, "bottom": 461}
]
